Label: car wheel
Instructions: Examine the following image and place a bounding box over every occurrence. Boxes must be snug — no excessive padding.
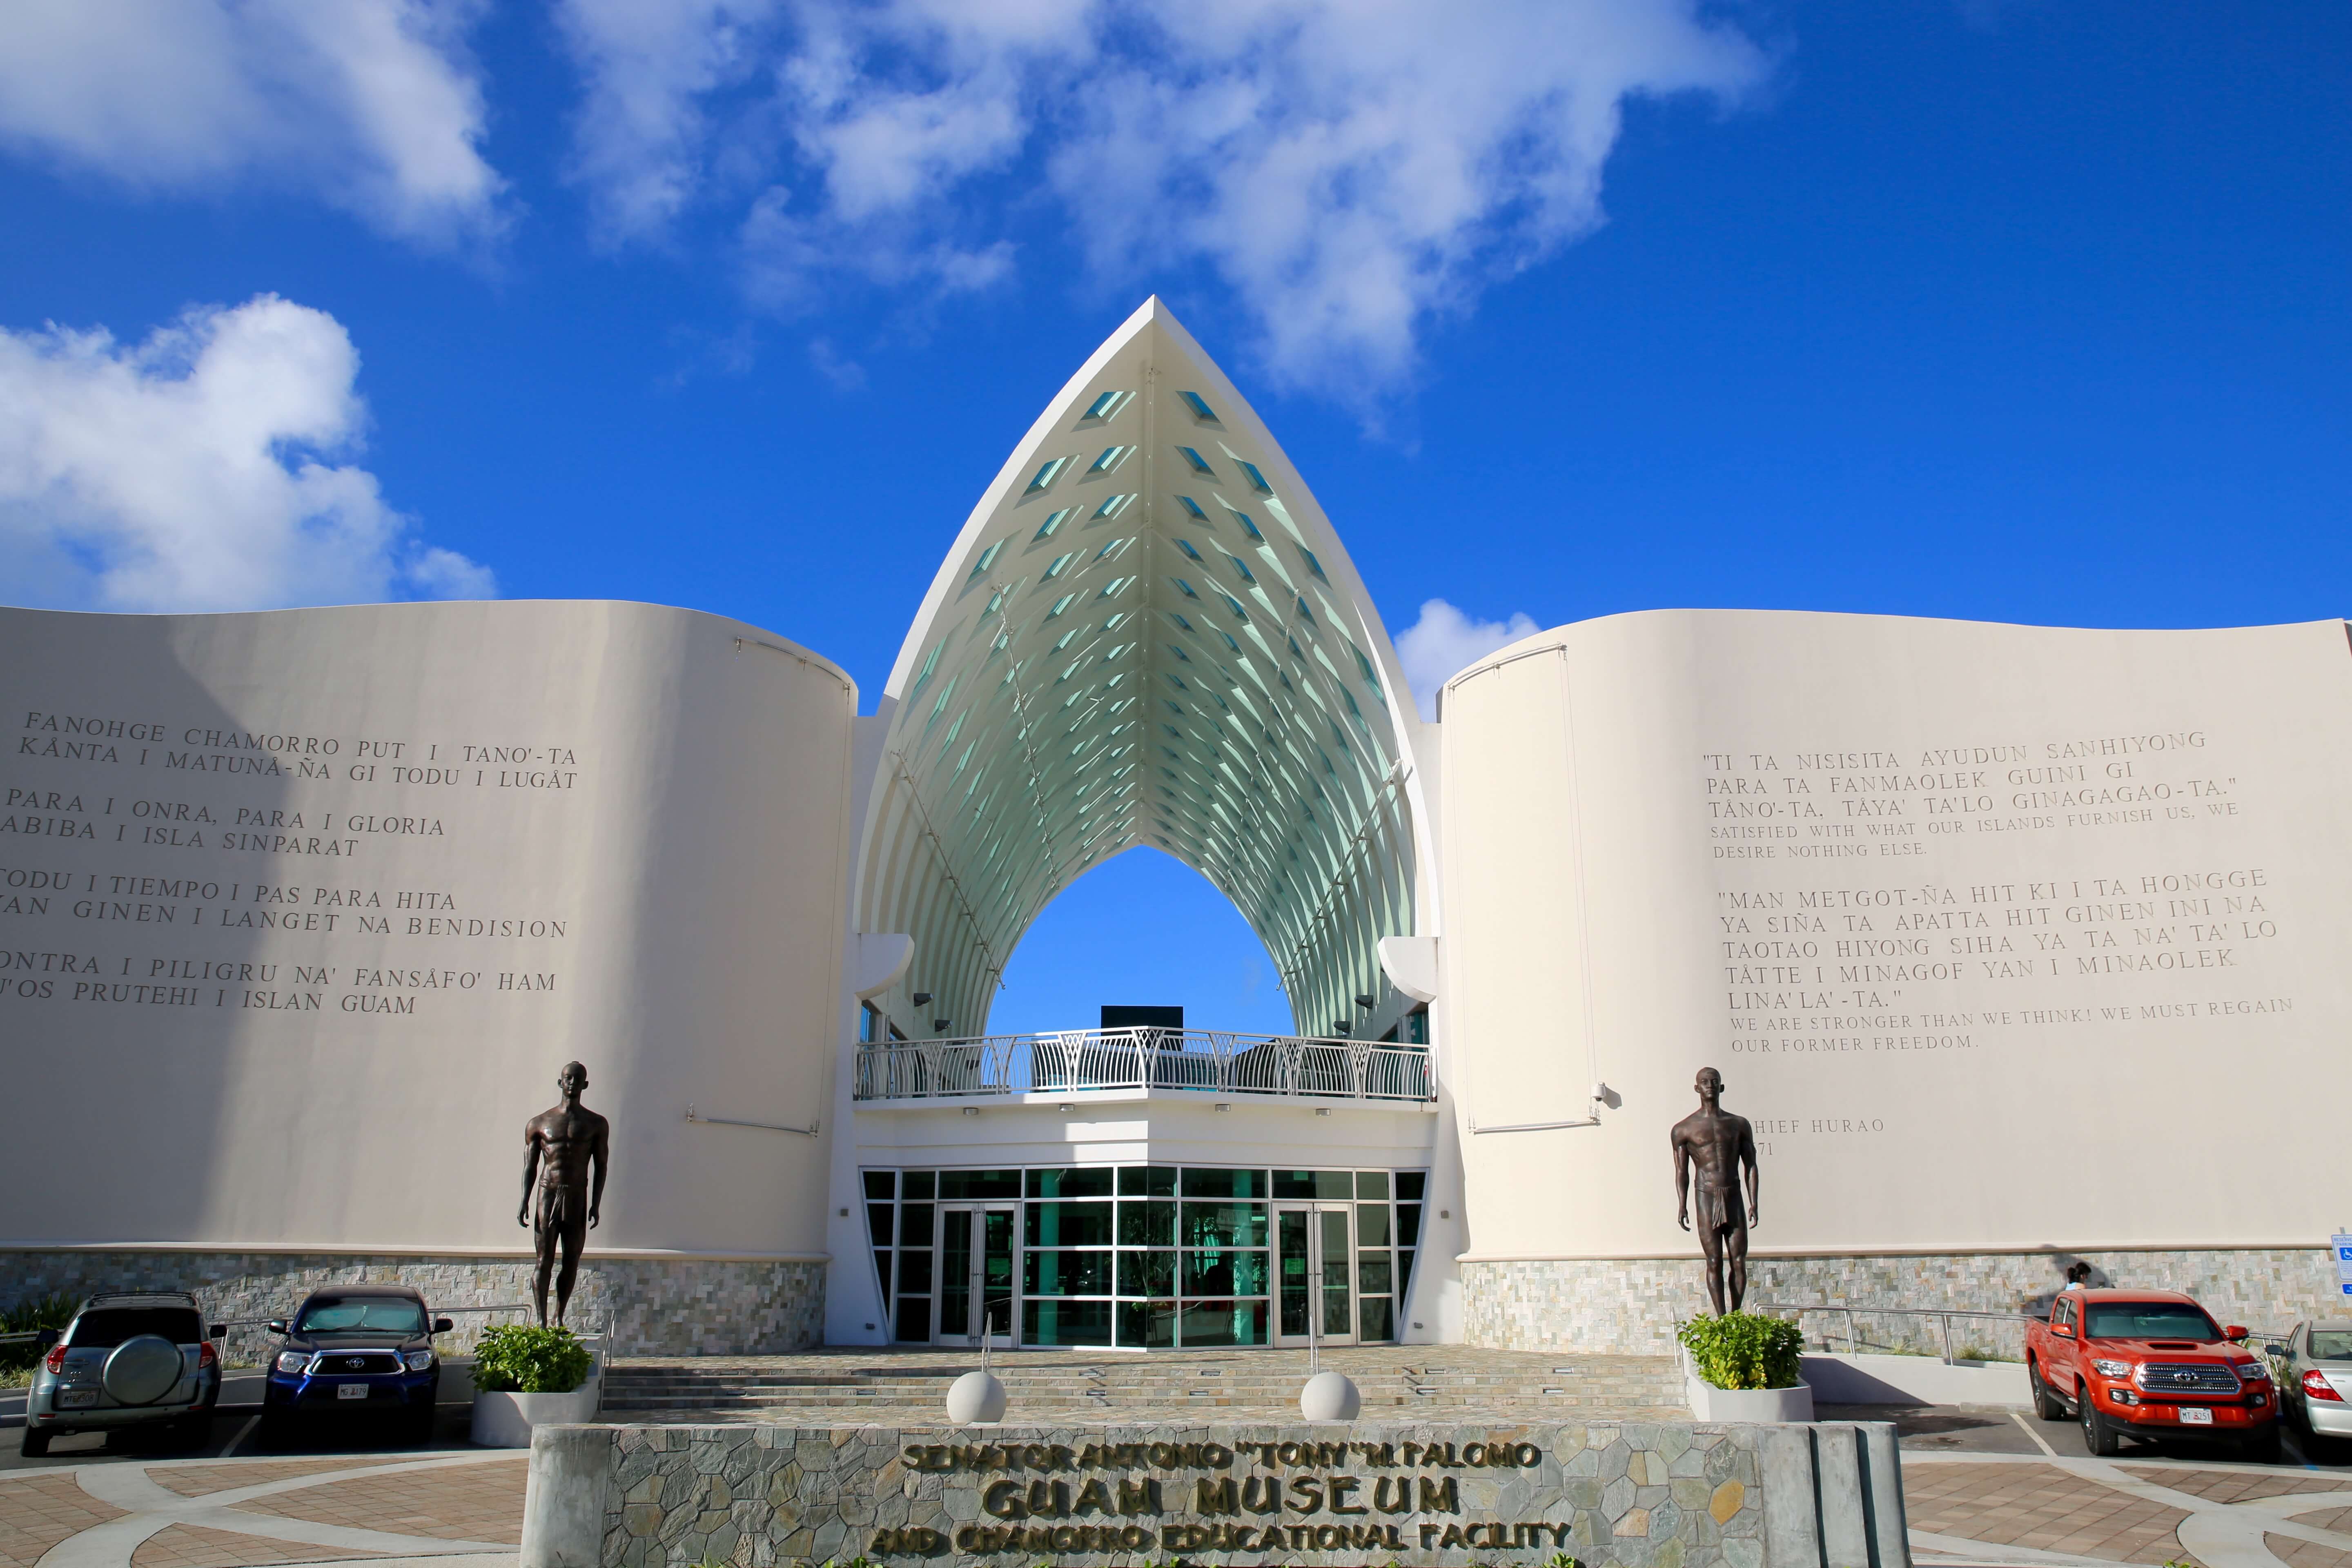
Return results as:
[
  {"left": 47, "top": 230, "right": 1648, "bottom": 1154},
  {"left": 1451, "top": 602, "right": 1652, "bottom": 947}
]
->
[
  {"left": 2030, "top": 1360, "right": 2067, "bottom": 1421},
  {"left": 2240, "top": 1422, "right": 2282, "bottom": 1464},
  {"left": 19, "top": 1428, "right": 51, "bottom": 1458},
  {"left": 2080, "top": 1383, "right": 2120, "bottom": 1456}
]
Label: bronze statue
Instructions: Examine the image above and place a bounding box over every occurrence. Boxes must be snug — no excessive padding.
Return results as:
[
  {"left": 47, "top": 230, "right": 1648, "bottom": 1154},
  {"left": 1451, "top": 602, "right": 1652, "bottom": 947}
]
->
[
  {"left": 1671, "top": 1066, "right": 1759, "bottom": 1316},
  {"left": 519, "top": 1061, "right": 609, "bottom": 1326}
]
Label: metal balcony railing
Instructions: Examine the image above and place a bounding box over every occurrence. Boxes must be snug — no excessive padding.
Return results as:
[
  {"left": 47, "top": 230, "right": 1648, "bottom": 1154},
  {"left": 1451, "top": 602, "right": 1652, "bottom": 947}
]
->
[{"left": 852, "top": 1028, "right": 1434, "bottom": 1105}]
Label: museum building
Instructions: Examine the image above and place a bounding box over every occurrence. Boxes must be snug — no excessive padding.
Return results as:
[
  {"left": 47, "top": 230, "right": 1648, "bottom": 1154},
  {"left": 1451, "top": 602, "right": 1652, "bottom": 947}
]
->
[{"left": 1, "top": 299, "right": 2344, "bottom": 1359}]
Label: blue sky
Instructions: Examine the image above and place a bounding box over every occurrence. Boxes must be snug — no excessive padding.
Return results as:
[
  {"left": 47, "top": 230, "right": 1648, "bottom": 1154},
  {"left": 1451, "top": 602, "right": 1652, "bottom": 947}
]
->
[{"left": 2, "top": 0, "right": 2344, "bottom": 1033}]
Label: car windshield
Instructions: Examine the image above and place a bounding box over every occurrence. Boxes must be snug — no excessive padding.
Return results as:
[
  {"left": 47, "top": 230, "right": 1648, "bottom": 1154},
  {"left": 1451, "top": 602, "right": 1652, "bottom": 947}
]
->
[
  {"left": 2083, "top": 1301, "right": 2221, "bottom": 1341},
  {"left": 2310, "top": 1331, "right": 2352, "bottom": 1361},
  {"left": 295, "top": 1298, "right": 426, "bottom": 1335},
  {"left": 68, "top": 1308, "right": 201, "bottom": 1348}
]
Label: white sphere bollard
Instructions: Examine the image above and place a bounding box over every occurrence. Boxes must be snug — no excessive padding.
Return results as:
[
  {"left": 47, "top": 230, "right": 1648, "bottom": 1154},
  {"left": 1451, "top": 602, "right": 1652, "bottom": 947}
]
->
[
  {"left": 1299, "top": 1370, "right": 1361, "bottom": 1422},
  {"left": 946, "top": 1369, "right": 1007, "bottom": 1424}
]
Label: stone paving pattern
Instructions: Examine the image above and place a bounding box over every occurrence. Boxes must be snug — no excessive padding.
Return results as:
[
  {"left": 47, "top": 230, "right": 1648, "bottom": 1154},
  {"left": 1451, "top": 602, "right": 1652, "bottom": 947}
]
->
[
  {"left": 0, "top": 1470, "right": 128, "bottom": 1568},
  {"left": 1464, "top": 1248, "right": 2340, "bottom": 1356},
  {"left": 0, "top": 1252, "right": 825, "bottom": 1360},
  {"left": 597, "top": 1420, "right": 1768, "bottom": 1568},
  {"left": 128, "top": 1523, "right": 374, "bottom": 1568},
  {"left": 237, "top": 1456, "right": 529, "bottom": 1544},
  {"left": 149, "top": 1457, "right": 417, "bottom": 1499},
  {"left": 1902, "top": 1460, "right": 2203, "bottom": 1564},
  {"left": 2265, "top": 1532, "right": 2352, "bottom": 1568}
]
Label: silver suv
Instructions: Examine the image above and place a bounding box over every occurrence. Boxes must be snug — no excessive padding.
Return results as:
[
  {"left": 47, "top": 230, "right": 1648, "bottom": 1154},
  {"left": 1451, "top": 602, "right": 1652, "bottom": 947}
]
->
[{"left": 20, "top": 1292, "right": 224, "bottom": 1456}]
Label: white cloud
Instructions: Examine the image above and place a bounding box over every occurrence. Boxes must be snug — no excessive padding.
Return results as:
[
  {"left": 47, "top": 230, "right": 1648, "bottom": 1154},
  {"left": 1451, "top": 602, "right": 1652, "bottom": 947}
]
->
[
  {"left": 552, "top": 0, "right": 1765, "bottom": 396},
  {"left": 0, "top": 295, "right": 495, "bottom": 613},
  {"left": 0, "top": 0, "right": 504, "bottom": 245},
  {"left": 1393, "top": 598, "right": 1539, "bottom": 720}
]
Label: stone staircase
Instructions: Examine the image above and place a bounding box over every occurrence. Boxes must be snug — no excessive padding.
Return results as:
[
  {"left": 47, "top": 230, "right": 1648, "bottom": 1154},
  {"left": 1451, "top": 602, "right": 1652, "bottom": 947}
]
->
[{"left": 599, "top": 1346, "right": 1686, "bottom": 1423}]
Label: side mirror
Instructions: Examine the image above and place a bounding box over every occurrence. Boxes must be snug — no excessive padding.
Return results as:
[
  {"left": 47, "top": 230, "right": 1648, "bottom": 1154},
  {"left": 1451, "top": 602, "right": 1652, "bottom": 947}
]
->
[
  {"left": 2226, "top": 1325, "right": 2250, "bottom": 1342},
  {"left": 35, "top": 1328, "right": 60, "bottom": 1349},
  {"left": 2053, "top": 1324, "right": 2075, "bottom": 1339},
  {"left": 2265, "top": 1343, "right": 2288, "bottom": 1358},
  {"left": 209, "top": 1324, "right": 227, "bottom": 1340},
  {"left": 265, "top": 1319, "right": 289, "bottom": 1335},
  {"left": 433, "top": 1317, "right": 454, "bottom": 1334}
]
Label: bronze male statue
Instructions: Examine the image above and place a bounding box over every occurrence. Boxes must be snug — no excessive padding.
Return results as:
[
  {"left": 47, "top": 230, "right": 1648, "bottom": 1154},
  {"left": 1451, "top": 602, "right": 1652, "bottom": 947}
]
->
[
  {"left": 1671, "top": 1066, "right": 1759, "bottom": 1316},
  {"left": 519, "top": 1061, "right": 609, "bottom": 1326}
]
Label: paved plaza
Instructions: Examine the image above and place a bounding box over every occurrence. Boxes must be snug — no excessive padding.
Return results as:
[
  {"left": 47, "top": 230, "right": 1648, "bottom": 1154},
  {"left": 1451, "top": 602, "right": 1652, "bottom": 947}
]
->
[{"left": 7, "top": 1383, "right": 2352, "bottom": 1568}]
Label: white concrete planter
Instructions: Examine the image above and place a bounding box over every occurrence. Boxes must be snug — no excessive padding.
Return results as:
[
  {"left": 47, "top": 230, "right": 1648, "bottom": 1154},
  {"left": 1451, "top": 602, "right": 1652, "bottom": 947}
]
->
[
  {"left": 1685, "top": 1377, "right": 1814, "bottom": 1423},
  {"left": 472, "top": 1375, "right": 600, "bottom": 1448}
]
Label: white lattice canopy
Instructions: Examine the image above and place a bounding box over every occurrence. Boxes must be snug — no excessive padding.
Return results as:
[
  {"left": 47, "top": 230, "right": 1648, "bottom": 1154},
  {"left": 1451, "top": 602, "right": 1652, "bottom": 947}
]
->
[{"left": 852, "top": 300, "right": 1426, "bottom": 1040}]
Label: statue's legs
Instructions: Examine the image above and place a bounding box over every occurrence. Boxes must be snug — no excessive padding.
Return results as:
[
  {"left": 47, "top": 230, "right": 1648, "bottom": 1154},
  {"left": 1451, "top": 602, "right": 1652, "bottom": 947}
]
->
[
  {"left": 1697, "top": 1228, "right": 1728, "bottom": 1316},
  {"left": 1724, "top": 1221, "right": 1750, "bottom": 1314},
  {"left": 554, "top": 1212, "right": 587, "bottom": 1325}
]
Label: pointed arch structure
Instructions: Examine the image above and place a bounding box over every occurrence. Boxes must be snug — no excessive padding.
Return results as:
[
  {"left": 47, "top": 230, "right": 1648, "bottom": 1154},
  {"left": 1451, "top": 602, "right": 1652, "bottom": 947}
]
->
[{"left": 851, "top": 300, "right": 1432, "bottom": 1042}]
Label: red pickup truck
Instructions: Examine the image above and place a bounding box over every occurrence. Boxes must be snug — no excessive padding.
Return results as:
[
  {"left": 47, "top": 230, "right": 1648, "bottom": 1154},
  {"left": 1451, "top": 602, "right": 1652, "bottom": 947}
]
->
[{"left": 2027, "top": 1286, "right": 2278, "bottom": 1459}]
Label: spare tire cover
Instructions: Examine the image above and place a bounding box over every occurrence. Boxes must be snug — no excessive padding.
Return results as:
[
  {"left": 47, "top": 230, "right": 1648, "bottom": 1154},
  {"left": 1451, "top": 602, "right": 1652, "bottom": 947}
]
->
[{"left": 102, "top": 1335, "right": 185, "bottom": 1405}]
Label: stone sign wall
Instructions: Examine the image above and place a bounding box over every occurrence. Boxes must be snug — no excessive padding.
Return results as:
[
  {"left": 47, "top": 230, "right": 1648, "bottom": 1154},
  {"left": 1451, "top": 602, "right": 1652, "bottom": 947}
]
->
[{"left": 521, "top": 1419, "right": 1908, "bottom": 1568}]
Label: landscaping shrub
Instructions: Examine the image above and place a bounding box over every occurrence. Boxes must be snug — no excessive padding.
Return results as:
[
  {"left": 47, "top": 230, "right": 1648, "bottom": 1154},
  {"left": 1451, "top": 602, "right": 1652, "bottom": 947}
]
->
[
  {"left": 471, "top": 1323, "right": 594, "bottom": 1394},
  {"left": 0, "top": 1293, "right": 76, "bottom": 1376},
  {"left": 1677, "top": 1311, "right": 1805, "bottom": 1390}
]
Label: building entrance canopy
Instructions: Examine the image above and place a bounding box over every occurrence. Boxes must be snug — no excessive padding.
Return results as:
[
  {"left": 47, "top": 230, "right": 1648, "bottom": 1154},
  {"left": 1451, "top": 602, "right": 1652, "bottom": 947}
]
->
[{"left": 851, "top": 300, "right": 1431, "bottom": 1041}]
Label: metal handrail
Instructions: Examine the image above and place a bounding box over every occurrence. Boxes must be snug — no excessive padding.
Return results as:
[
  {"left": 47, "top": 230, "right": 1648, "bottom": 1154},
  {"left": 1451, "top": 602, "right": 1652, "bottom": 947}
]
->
[{"left": 853, "top": 1027, "right": 1434, "bottom": 1104}]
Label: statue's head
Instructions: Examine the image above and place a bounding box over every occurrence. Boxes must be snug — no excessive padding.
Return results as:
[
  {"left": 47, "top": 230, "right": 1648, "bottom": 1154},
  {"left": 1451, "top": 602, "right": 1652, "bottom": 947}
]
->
[
  {"left": 559, "top": 1061, "right": 589, "bottom": 1097},
  {"left": 1695, "top": 1066, "right": 1723, "bottom": 1100}
]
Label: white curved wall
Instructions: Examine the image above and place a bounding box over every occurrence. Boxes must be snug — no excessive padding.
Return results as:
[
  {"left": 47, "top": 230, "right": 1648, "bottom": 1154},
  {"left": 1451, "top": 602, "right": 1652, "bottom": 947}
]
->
[
  {"left": 1440, "top": 610, "right": 2352, "bottom": 1263},
  {"left": 0, "top": 600, "right": 854, "bottom": 1259}
]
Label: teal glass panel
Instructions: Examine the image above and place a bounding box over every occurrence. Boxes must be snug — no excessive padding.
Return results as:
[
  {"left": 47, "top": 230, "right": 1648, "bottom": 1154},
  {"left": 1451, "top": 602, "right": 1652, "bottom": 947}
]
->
[
  {"left": 1026, "top": 1202, "right": 1113, "bottom": 1247},
  {"left": 874, "top": 1251, "right": 891, "bottom": 1299},
  {"left": 1396, "top": 1204, "right": 1421, "bottom": 1249},
  {"left": 1396, "top": 1172, "right": 1426, "bottom": 1200},
  {"left": 1179, "top": 1300, "right": 1268, "bottom": 1348},
  {"left": 898, "top": 1249, "right": 933, "bottom": 1294},
  {"left": 1118, "top": 1299, "right": 1178, "bottom": 1348},
  {"left": 1272, "top": 1171, "right": 1352, "bottom": 1200},
  {"left": 866, "top": 1205, "right": 892, "bottom": 1246},
  {"left": 1024, "top": 1250, "right": 1111, "bottom": 1297},
  {"left": 1182, "top": 1203, "right": 1267, "bottom": 1246},
  {"left": 1118, "top": 1251, "right": 1176, "bottom": 1297},
  {"left": 938, "top": 1169, "right": 1020, "bottom": 1199},
  {"left": 1027, "top": 1168, "right": 1113, "bottom": 1198},
  {"left": 893, "top": 1294, "right": 930, "bottom": 1342},
  {"left": 1178, "top": 391, "right": 1216, "bottom": 420},
  {"left": 1083, "top": 391, "right": 1123, "bottom": 419},
  {"left": 1180, "top": 1168, "right": 1267, "bottom": 1198},
  {"left": 1025, "top": 1300, "right": 1112, "bottom": 1347},
  {"left": 1278, "top": 1210, "right": 1309, "bottom": 1337},
  {"left": 1356, "top": 1252, "right": 1392, "bottom": 1295},
  {"left": 902, "top": 1170, "right": 935, "bottom": 1200},
  {"left": 900, "top": 1204, "right": 934, "bottom": 1247},
  {"left": 1118, "top": 1200, "right": 1174, "bottom": 1246},
  {"left": 1356, "top": 1203, "right": 1392, "bottom": 1247},
  {"left": 1355, "top": 1171, "right": 1390, "bottom": 1199},
  {"left": 1176, "top": 446, "right": 1214, "bottom": 474},
  {"left": 1183, "top": 1249, "right": 1268, "bottom": 1296},
  {"left": 1176, "top": 495, "right": 1207, "bottom": 519},
  {"left": 862, "top": 1171, "right": 895, "bottom": 1200},
  {"left": 1358, "top": 1296, "right": 1395, "bottom": 1343}
]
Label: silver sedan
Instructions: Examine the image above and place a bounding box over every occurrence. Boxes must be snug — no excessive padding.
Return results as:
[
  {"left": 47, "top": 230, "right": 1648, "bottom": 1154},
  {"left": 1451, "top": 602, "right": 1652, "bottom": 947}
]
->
[{"left": 2268, "top": 1321, "right": 2352, "bottom": 1448}]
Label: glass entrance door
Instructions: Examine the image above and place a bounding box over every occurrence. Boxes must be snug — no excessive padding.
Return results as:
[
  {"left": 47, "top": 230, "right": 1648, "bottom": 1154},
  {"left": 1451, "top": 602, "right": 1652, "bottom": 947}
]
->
[
  {"left": 1273, "top": 1203, "right": 1355, "bottom": 1345},
  {"left": 936, "top": 1204, "right": 1017, "bottom": 1345}
]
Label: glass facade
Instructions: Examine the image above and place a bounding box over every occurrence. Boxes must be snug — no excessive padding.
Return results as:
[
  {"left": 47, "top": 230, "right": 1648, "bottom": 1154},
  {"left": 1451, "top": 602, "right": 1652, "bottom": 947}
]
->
[{"left": 864, "top": 1164, "right": 1427, "bottom": 1349}]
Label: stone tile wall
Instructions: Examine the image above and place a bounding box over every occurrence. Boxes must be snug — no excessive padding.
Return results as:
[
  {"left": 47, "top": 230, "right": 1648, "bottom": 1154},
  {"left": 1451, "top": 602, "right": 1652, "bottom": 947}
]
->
[
  {"left": 586, "top": 1420, "right": 1788, "bottom": 1568},
  {"left": 0, "top": 1252, "right": 824, "bottom": 1364},
  {"left": 1463, "top": 1248, "right": 2339, "bottom": 1357}
]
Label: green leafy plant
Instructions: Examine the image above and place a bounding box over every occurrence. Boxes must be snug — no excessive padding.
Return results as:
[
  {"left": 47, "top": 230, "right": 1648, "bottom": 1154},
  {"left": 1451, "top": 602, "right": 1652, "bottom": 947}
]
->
[
  {"left": 1679, "top": 1312, "right": 1805, "bottom": 1390},
  {"left": 1, "top": 1292, "right": 76, "bottom": 1377},
  {"left": 471, "top": 1323, "right": 593, "bottom": 1394}
]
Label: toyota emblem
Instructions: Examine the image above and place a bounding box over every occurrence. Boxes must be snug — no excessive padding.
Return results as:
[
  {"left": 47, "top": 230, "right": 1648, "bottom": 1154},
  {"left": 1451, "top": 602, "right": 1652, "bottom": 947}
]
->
[
  {"left": 346, "top": 1357, "right": 365, "bottom": 1370},
  {"left": 2172, "top": 1371, "right": 2194, "bottom": 1384}
]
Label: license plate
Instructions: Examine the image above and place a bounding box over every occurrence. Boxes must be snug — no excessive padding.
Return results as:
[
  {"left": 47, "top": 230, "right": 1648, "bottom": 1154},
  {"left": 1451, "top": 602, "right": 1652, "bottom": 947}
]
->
[
  {"left": 336, "top": 1383, "right": 370, "bottom": 1400},
  {"left": 56, "top": 1390, "right": 97, "bottom": 1408},
  {"left": 2178, "top": 1406, "right": 2213, "bottom": 1424}
]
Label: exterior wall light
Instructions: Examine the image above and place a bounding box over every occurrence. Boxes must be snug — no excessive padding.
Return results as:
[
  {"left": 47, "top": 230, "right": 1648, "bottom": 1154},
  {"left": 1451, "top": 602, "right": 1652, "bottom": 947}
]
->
[
  {"left": 933, "top": 1019, "right": 952, "bottom": 1033},
  {"left": 912, "top": 992, "right": 933, "bottom": 1006},
  {"left": 961, "top": 1106, "right": 980, "bottom": 1117}
]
